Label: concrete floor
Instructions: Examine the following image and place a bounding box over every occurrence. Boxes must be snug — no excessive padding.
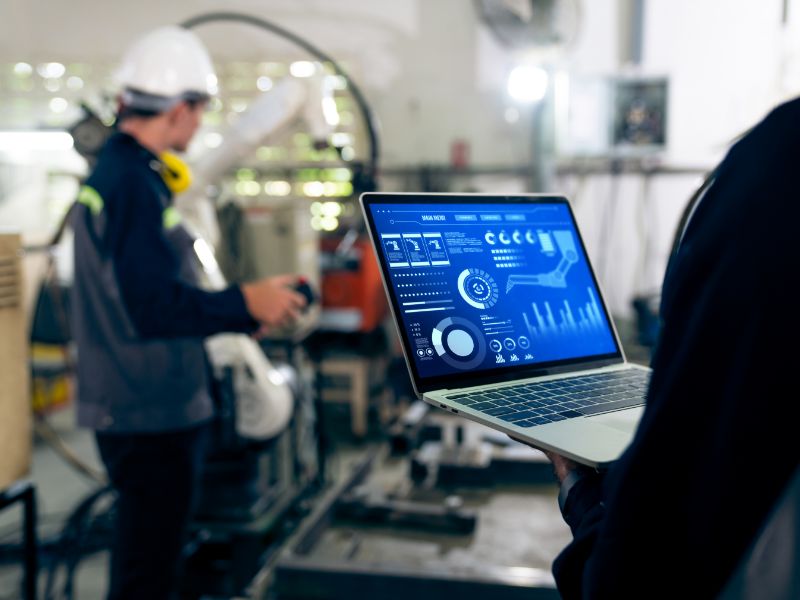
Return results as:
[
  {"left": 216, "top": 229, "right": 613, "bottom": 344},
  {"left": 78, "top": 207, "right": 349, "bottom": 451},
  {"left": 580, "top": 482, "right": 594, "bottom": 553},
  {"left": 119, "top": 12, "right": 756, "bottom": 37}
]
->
[
  {"left": 0, "top": 412, "right": 573, "bottom": 599},
  {"left": 309, "top": 465, "right": 569, "bottom": 576}
]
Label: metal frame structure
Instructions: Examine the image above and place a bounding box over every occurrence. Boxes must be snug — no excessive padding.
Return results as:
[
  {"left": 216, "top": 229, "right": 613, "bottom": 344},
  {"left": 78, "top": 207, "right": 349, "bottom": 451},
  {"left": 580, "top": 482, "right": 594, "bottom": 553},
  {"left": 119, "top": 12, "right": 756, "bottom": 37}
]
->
[
  {"left": 260, "top": 450, "right": 559, "bottom": 600},
  {"left": 0, "top": 480, "right": 37, "bottom": 600}
]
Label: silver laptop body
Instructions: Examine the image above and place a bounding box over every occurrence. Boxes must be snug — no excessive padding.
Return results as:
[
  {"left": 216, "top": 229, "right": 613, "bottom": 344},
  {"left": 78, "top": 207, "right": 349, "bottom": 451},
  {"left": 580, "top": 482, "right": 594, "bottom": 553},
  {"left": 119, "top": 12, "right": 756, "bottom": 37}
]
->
[{"left": 361, "top": 192, "right": 649, "bottom": 468}]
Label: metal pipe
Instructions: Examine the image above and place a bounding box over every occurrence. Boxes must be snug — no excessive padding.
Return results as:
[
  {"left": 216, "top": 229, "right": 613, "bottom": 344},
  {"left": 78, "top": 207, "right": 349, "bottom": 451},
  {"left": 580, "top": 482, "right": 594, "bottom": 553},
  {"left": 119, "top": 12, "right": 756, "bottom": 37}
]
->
[{"left": 619, "top": 0, "right": 646, "bottom": 66}]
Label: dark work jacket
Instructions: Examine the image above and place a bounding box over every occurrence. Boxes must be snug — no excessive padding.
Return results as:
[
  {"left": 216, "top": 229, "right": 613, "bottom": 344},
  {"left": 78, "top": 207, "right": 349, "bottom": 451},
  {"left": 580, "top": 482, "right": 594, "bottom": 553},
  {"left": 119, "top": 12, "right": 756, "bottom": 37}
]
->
[
  {"left": 71, "top": 132, "right": 257, "bottom": 433},
  {"left": 552, "top": 98, "right": 800, "bottom": 598}
]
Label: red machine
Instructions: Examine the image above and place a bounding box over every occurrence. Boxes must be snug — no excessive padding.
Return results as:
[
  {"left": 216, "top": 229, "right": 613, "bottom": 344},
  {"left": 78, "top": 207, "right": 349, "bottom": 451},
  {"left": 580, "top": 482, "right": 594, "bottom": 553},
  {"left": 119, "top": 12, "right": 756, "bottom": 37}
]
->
[{"left": 320, "top": 236, "right": 387, "bottom": 332}]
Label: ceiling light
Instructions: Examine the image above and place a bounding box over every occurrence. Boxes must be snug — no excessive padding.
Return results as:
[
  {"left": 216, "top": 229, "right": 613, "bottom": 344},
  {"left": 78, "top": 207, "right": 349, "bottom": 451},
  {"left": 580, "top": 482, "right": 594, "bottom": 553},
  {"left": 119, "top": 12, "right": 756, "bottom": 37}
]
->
[{"left": 507, "top": 65, "right": 548, "bottom": 103}]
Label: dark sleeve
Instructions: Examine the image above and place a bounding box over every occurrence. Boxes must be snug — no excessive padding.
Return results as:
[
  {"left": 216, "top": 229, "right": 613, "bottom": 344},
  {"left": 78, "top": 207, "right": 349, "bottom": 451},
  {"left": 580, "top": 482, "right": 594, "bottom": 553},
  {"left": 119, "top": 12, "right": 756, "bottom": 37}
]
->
[
  {"left": 548, "top": 102, "right": 800, "bottom": 599},
  {"left": 552, "top": 475, "right": 605, "bottom": 599},
  {"left": 109, "top": 174, "right": 258, "bottom": 339}
]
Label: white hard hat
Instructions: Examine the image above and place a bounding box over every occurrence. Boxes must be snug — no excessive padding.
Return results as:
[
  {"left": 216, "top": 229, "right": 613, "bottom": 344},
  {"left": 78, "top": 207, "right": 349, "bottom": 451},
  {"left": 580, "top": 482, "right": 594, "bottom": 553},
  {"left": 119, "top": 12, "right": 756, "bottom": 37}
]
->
[{"left": 115, "top": 26, "right": 217, "bottom": 110}]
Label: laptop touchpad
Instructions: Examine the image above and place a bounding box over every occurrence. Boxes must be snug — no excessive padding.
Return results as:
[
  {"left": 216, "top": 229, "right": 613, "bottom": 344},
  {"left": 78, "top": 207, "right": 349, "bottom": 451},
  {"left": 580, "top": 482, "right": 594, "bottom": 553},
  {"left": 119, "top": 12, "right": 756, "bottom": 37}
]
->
[{"left": 587, "top": 406, "right": 644, "bottom": 435}]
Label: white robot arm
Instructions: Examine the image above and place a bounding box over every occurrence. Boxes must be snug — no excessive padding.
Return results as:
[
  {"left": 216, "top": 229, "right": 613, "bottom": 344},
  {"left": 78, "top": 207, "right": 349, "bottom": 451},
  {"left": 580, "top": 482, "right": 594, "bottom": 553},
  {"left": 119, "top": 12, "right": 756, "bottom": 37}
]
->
[
  {"left": 183, "top": 72, "right": 335, "bottom": 441},
  {"left": 177, "top": 73, "right": 336, "bottom": 246}
]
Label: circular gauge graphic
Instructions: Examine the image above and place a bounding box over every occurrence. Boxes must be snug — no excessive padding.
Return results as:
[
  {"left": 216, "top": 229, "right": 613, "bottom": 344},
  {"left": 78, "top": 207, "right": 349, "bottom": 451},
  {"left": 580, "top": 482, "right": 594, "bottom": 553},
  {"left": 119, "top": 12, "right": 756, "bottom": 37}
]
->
[
  {"left": 484, "top": 231, "right": 497, "bottom": 245},
  {"left": 431, "top": 317, "right": 487, "bottom": 370},
  {"left": 489, "top": 339, "right": 503, "bottom": 353},
  {"left": 503, "top": 337, "right": 516, "bottom": 351},
  {"left": 518, "top": 336, "right": 530, "bottom": 350},
  {"left": 525, "top": 230, "right": 536, "bottom": 244},
  {"left": 457, "top": 268, "right": 499, "bottom": 310},
  {"left": 512, "top": 230, "right": 523, "bottom": 244},
  {"left": 498, "top": 230, "right": 512, "bottom": 245}
]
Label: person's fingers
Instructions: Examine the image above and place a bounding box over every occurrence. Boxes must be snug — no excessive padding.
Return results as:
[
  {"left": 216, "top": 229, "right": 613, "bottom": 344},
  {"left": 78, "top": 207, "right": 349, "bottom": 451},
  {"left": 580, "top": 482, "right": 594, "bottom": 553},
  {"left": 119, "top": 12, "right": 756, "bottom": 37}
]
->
[
  {"left": 272, "top": 305, "right": 301, "bottom": 328},
  {"left": 286, "top": 306, "right": 302, "bottom": 323},
  {"left": 252, "top": 324, "right": 270, "bottom": 339},
  {"left": 541, "top": 448, "right": 556, "bottom": 460},
  {"left": 508, "top": 434, "right": 546, "bottom": 452},
  {"left": 288, "top": 290, "right": 307, "bottom": 308}
]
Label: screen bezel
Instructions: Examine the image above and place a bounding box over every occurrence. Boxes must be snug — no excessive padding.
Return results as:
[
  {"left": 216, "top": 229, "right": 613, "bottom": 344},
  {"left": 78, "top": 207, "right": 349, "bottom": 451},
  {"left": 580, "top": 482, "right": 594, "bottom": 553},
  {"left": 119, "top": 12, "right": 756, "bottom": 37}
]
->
[{"left": 361, "top": 192, "right": 625, "bottom": 395}]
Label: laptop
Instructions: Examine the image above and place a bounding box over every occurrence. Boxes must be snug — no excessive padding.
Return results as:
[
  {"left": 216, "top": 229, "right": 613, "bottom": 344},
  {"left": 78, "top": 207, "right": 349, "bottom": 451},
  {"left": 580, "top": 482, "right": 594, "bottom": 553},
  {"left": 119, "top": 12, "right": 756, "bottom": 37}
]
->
[{"left": 361, "top": 193, "right": 650, "bottom": 468}]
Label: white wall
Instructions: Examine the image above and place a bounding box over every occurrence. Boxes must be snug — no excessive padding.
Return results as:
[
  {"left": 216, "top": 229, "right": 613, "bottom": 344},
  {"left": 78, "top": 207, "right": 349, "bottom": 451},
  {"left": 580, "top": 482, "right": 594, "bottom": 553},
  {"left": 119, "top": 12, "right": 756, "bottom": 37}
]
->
[
  {"left": 646, "top": 0, "right": 792, "bottom": 164},
  {"left": 592, "top": 0, "right": 800, "bottom": 316}
]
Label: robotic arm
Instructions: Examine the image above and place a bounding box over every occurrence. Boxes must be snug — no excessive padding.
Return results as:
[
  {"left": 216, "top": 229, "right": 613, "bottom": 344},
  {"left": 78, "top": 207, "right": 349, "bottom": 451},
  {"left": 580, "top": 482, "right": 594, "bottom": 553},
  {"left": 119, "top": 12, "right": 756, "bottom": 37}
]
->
[
  {"left": 506, "top": 230, "right": 579, "bottom": 291},
  {"left": 177, "top": 73, "right": 336, "bottom": 246},
  {"left": 184, "top": 72, "right": 336, "bottom": 442}
]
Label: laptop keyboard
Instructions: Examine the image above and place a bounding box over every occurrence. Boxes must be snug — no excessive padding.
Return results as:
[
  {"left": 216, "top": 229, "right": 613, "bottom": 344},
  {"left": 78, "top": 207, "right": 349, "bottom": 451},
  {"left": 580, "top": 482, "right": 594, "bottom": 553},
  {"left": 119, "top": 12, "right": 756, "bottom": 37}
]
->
[{"left": 445, "top": 369, "right": 649, "bottom": 428}]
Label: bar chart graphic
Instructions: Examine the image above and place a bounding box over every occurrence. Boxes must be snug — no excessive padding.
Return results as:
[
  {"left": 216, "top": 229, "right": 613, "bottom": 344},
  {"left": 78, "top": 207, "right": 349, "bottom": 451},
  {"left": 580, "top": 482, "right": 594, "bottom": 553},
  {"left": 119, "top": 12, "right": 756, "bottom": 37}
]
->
[{"left": 523, "top": 287, "right": 606, "bottom": 340}]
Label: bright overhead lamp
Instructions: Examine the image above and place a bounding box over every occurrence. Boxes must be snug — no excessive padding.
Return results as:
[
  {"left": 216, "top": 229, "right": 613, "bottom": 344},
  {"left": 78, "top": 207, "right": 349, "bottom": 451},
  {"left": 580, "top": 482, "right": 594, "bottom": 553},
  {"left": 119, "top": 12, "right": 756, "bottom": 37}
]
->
[
  {"left": 290, "top": 61, "right": 316, "bottom": 78},
  {"left": 507, "top": 65, "right": 549, "bottom": 103}
]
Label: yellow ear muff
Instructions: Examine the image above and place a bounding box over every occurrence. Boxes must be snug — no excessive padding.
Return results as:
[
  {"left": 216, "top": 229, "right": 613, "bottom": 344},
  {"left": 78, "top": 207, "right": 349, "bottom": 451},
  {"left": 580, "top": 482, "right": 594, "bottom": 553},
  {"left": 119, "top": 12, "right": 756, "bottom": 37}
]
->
[{"left": 159, "top": 152, "right": 193, "bottom": 194}]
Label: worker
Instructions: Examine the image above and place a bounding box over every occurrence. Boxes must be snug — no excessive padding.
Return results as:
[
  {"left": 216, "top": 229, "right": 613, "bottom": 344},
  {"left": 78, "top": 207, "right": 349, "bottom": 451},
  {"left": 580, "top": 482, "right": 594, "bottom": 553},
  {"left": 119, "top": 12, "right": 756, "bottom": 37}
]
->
[
  {"left": 70, "top": 26, "right": 306, "bottom": 600},
  {"left": 540, "top": 98, "right": 800, "bottom": 597}
]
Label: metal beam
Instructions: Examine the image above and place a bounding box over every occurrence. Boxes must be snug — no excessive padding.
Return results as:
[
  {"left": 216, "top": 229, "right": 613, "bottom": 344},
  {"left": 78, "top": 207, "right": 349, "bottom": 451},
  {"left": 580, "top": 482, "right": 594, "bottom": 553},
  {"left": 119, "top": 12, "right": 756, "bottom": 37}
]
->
[
  {"left": 273, "top": 559, "right": 559, "bottom": 600},
  {"left": 619, "top": 0, "right": 646, "bottom": 66}
]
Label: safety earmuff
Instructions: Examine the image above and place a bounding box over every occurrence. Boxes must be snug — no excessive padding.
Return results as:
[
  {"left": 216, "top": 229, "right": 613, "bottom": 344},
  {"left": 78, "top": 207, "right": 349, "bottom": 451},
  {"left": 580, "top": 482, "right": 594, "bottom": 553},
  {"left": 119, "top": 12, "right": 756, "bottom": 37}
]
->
[{"left": 159, "top": 151, "right": 193, "bottom": 194}]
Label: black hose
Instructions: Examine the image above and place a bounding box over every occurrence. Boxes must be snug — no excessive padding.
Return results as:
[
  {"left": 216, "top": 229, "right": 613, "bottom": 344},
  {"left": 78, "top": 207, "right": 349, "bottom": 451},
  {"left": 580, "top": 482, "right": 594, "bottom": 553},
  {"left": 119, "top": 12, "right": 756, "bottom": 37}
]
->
[
  {"left": 43, "top": 486, "right": 114, "bottom": 600},
  {"left": 180, "top": 12, "right": 380, "bottom": 181}
]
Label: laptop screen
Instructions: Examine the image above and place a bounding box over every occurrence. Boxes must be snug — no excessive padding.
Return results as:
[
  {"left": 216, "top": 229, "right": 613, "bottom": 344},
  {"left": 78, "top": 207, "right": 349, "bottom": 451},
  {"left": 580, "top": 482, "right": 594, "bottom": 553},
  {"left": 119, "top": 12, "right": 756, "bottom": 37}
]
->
[{"left": 363, "top": 195, "right": 622, "bottom": 391}]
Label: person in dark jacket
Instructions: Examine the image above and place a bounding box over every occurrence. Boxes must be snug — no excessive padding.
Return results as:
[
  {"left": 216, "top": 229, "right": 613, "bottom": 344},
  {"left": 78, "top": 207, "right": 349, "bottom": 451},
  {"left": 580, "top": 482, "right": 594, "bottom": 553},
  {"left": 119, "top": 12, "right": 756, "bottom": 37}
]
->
[
  {"left": 71, "top": 26, "right": 306, "bottom": 600},
  {"left": 543, "top": 98, "right": 800, "bottom": 598}
]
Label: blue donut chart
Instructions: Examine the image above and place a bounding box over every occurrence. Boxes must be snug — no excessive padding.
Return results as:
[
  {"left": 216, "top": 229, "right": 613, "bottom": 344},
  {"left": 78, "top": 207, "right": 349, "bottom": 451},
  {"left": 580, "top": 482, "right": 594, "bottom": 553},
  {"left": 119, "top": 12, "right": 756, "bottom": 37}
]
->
[{"left": 431, "top": 316, "right": 487, "bottom": 370}]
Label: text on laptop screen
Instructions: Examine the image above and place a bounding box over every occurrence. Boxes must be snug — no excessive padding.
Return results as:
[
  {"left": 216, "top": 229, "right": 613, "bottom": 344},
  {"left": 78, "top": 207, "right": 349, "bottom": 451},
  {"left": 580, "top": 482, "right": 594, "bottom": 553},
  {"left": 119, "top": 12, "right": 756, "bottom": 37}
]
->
[{"left": 369, "top": 201, "right": 619, "bottom": 380}]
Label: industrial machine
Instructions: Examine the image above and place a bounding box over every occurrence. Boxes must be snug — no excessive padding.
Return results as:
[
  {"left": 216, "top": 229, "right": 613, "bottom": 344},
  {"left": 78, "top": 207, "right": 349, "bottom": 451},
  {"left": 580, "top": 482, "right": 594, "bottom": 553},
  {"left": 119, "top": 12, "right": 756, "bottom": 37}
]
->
[
  {"left": 319, "top": 235, "right": 387, "bottom": 333},
  {"left": 177, "top": 75, "right": 335, "bottom": 247},
  {"left": 180, "top": 73, "right": 334, "bottom": 441},
  {"left": 216, "top": 197, "right": 322, "bottom": 340}
]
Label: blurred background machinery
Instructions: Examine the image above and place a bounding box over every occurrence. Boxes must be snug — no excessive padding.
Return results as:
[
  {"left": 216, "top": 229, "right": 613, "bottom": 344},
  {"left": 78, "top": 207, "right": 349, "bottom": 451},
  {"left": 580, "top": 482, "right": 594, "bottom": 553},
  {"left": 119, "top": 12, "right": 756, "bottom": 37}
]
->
[{"left": 5, "top": 0, "right": 797, "bottom": 597}]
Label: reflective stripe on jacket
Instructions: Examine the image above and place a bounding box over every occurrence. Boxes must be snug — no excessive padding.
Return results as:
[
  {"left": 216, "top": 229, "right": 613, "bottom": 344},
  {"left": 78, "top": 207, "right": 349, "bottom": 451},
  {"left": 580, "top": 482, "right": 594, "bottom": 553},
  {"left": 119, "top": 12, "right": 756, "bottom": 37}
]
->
[{"left": 71, "top": 132, "right": 256, "bottom": 432}]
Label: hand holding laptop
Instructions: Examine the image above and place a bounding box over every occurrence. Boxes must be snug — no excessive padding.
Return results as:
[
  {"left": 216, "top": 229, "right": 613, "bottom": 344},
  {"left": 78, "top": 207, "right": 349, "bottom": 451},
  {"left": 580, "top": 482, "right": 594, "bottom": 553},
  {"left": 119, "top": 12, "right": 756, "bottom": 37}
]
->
[
  {"left": 509, "top": 434, "right": 578, "bottom": 482},
  {"left": 361, "top": 193, "right": 650, "bottom": 468}
]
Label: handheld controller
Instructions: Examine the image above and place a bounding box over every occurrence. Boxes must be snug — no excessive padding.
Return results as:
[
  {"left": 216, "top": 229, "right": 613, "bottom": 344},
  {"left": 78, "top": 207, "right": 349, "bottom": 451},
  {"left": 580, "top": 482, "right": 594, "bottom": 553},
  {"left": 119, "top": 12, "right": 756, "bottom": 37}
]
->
[{"left": 293, "top": 277, "right": 316, "bottom": 310}]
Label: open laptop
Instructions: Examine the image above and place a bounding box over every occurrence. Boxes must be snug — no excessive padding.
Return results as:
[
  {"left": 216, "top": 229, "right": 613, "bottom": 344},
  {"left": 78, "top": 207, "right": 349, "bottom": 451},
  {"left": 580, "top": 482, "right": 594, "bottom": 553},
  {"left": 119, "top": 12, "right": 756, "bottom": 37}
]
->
[{"left": 361, "top": 193, "right": 650, "bottom": 468}]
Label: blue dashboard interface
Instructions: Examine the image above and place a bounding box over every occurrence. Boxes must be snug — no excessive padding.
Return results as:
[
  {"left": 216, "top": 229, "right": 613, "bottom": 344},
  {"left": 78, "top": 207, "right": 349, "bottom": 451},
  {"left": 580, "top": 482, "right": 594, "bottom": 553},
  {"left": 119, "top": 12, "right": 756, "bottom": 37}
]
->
[{"left": 369, "top": 201, "right": 619, "bottom": 380}]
